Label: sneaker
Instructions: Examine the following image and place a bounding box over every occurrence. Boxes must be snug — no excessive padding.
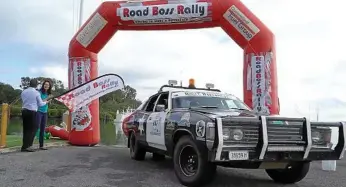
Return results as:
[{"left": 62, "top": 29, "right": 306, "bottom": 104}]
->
[{"left": 39, "top": 147, "right": 48, "bottom": 150}]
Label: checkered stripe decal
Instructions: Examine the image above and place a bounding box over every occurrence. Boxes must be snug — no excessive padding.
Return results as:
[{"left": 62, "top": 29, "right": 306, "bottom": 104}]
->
[{"left": 55, "top": 94, "right": 75, "bottom": 111}]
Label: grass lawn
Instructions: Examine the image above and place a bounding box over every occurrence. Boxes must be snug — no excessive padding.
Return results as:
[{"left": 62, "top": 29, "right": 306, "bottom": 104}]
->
[{"left": 2, "top": 135, "right": 66, "bottom": 148}]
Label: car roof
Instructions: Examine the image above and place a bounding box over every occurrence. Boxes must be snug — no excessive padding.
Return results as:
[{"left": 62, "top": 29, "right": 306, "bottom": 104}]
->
[
  {"left": 158, "top": 85, "right": 221, "bottom": 93},
  {"left": 169, "top": 88, "right": 220, "bottom": 93}
]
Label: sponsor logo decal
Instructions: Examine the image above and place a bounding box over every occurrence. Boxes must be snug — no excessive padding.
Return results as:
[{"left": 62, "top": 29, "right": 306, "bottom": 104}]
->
[
  {"left": 195, "top": 120, "right": 206, "bottom": 140},
  {"left": 76, "top": 13, "right": 108, "bottom": 48},
  {"left": 223, "top": 5, "right": 260, "bottom": 41}
]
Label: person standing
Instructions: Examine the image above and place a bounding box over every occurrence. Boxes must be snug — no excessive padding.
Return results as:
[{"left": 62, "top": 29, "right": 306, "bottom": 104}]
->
[
  {"left": 20, "top": 79, "right": 50, "bottom": 152},
  {"left": 37, "top": 80, "right": 53, "bottom": 150}
]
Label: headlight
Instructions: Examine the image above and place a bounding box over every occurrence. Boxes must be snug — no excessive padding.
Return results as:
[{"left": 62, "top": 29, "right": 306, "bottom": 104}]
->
[
  {"left": 223, "top": 128, "right": 230, "bottom": 140},
  {"left": 232, "top": 129, "right": 244, "bottom": 141},
  {"left": 312, "top": 131, "right": 322, "bottom": 143},
  {"left": 222, "top": 128, "right": 244, "bottom": 141},
  {"left": 311, "top": 127, "right": 333, "bottom": 148}
]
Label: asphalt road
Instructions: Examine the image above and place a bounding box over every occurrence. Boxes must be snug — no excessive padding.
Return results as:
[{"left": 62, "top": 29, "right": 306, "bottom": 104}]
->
[{"left": 0, "top": 146, "right": 345, "bottom": 187}]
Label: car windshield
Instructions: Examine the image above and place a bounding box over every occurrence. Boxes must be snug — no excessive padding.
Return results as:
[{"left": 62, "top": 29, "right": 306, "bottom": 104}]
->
[{"left": 171, "top": 91, "right": 251, "bottom": 110}]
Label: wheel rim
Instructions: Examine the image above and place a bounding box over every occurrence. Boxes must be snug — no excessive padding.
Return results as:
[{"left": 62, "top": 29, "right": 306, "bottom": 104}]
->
[{"left": 179, "top": 145, "right": 199, "bottom": 177}]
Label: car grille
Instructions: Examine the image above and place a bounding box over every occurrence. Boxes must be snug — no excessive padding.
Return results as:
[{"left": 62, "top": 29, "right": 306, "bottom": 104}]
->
[
  {"left": 216, "top": 116, "right": 346, "bottom": 161},
  {"left": 221, "top": 117, "right": 260, "bottom": 148},
  {"left": 221, "top": 117, "right": 306, "bottom": 151},
  {"left": 267, "top": 121, "right": 305, "bottom": 145}
]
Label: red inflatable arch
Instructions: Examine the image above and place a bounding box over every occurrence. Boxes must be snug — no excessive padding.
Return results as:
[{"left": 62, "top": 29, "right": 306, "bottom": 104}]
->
[{"left": 68, "top": 0, "right": 279, "bottom": 146}]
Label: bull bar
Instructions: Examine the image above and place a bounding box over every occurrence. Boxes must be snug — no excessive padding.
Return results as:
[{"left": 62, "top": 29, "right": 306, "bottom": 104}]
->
[{"left": 214, "top": 116, "right": 346, "bottom": 162}]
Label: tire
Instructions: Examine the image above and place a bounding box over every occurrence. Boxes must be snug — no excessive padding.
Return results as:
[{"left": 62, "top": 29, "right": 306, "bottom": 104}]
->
[
  {"left": 129, "top": 132, "right": 146, "bottom": 161},
  {"left": 152, "top": 153, "right": 165, "bottom": 161},
  {"left": 266, "top": 162, "right": 310, "bottom": 184},
  {"left": 173, "top": 135, "right": 216, "bottom": 187}
]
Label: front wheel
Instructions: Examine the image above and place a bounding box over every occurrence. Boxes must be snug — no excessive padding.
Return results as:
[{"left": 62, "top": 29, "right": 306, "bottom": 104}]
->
[
  {"left": 129, "top": 132, "right": 146, "bottom": 161},
  {"left": 173, "top": 136, "right": 216, "bottom": 187},
  {"left": 266, "top": 162, "right": 310, "bottom": 184}
]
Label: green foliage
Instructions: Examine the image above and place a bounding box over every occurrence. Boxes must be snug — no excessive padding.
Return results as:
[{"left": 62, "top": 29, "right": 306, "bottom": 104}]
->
[
  {"left": 0, "top": 76, "right": 142, "bottom": 120},
  {"left": 48, "top": 109, "right": 59, "bottom": 117},
  {"left": 99, "top": 86, "right": 142, "bottom": 111},
  {"left": 0, "top": 83, "right": 21, "bottom": 104},
  {"left": 9, "top": 106, "right": 21, "bottom": 117}
]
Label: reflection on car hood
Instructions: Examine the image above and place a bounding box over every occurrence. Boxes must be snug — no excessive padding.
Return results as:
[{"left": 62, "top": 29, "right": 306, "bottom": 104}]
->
[{"left": 189, "top": 108, "right": 258, "bottom": 118}]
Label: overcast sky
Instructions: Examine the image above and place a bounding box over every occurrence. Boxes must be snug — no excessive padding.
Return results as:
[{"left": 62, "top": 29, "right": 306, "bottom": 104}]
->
[{"left": 0, "top": 0, "right": 345, "bottom": 121}]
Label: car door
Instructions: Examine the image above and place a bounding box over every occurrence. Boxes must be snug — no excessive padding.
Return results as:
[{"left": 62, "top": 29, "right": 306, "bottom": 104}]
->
[
  {"left": 131, "top": 100, "right": 148, "bottom": 141},
  {"left": 145, "top": 92, "right": 169, "bottom": 151},
  {"left": 136, "top": 94, "right": 160, "bottom": 143}
]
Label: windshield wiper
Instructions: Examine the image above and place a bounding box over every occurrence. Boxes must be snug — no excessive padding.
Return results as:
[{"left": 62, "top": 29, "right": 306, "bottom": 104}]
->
[
  {"left": 228, "top": 108, "right": 250, "bottom": 111},
  {"left": 190, "top": 106, "right": 219, "bottom": 109}
]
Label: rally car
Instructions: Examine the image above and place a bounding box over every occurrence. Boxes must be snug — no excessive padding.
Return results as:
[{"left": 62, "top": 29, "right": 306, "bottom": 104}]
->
[{"left": 122, "top": 79, "right": 346, "bottom": 187}]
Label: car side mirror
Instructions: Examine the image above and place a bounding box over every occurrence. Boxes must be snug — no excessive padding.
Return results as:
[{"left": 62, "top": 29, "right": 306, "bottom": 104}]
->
[{"left": 155, "top": 104, "right": 165, "bottom": 112}]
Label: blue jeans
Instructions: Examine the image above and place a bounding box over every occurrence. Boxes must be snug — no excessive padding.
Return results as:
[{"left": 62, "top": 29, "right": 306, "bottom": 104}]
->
[{"left": 36, "top": 112, "right": 48, "bottom": 147}]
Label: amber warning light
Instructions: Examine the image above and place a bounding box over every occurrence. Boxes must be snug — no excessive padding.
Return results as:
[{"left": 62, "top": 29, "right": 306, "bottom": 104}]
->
[{"left": 188, "top": 78, "right": 196, "bottom": 88}]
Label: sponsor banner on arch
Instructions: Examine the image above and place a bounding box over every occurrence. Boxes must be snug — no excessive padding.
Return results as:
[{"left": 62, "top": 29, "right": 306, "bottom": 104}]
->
[
  {"left": 69, "top": 57, "right": 92, "bottom": 131},
  {"left": 249, "top": 54, "right": 272, "bottom": 115},
  {"left": 117, "top": 1, "right": 213, "bottom": 25},
  {"left": 76, "top": 13, "right": 108, "bottom": 48},
  {"left": 223, "top": 5, "right": 260, "bottom": 41},
  {"left": 55, "top": 74, "right": 125, "bottom": 113},
  {"left": 69, "top": 57, "right": 91, "bottom": 89}
]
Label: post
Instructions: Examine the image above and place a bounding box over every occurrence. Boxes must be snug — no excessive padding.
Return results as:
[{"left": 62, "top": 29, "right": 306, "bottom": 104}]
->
[
  {"left": 78, "top": 0, "right": 84, "bottom": 28},
  {"left": 66, "top": 111, "right": 71, "bottom": 132},
  {"left": 0, "top": 103, "right": 9, "bottom": 148}
]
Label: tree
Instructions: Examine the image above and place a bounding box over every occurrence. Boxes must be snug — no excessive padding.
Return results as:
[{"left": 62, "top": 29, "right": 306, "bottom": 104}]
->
[
  {"left": 99, "top": 85, "right": 141, "bottom": 110},
  {"left": 124, "top": 85, "right": 137, "bottom": 100},
  {"left": 0, "top": 83, "right": 21, "bottom": 104}
]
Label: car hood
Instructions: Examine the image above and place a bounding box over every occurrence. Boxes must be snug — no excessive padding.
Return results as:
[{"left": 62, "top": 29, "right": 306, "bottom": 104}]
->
[{"left": 189, "top": 108, "right": 258, "bottom": 118}]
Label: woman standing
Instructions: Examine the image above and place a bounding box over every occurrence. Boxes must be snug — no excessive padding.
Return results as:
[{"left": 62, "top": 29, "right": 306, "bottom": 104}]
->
[{"left": 37, "top": 80, "right": 53, "bottom": 150}]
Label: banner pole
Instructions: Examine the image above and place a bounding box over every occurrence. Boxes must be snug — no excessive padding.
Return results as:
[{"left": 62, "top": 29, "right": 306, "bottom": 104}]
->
[{"left": 78, "top": 0, "right": 84, "bottom": 28}]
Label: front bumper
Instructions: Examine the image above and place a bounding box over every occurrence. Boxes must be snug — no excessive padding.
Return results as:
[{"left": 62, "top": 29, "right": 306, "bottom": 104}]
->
[{"left": 212, "top": 116, "right": 346, "bottom": 162}]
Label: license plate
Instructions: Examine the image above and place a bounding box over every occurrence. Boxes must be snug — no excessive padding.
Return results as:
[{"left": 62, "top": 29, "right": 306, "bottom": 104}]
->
[{"left": 229, "top": 151, "right": 249, "bottom": 160}]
